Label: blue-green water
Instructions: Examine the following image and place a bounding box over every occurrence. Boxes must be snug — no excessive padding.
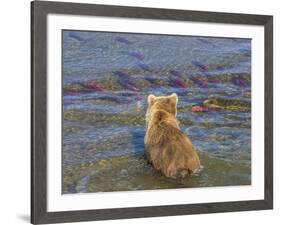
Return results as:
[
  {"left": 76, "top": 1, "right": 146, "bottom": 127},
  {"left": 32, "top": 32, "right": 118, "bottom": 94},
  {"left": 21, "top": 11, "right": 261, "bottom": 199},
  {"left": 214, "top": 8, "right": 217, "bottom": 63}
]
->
[{"left": 62, "top": 31, "right": 251, "bottom": 194}]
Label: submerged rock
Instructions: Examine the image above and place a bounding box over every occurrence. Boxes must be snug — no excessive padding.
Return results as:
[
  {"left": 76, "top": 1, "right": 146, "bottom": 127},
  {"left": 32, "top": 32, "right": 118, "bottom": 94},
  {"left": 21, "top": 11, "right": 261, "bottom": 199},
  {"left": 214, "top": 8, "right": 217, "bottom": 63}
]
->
[
  {"left": 63, "top": 83, "right": 89, "bottom": 93},
  {"left": 203, "top": 97, "right": 251, "bottom": 111},
  {"left": 64, "top": 110, "right": 146, "bottom": 126}
]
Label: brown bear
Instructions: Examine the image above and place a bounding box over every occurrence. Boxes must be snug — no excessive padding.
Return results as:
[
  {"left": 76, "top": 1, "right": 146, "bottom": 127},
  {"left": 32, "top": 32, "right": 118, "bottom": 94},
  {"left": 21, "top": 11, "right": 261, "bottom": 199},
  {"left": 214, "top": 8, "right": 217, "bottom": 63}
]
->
[{"left": 144, "top": 93, "right": 202, "bottom": 179}]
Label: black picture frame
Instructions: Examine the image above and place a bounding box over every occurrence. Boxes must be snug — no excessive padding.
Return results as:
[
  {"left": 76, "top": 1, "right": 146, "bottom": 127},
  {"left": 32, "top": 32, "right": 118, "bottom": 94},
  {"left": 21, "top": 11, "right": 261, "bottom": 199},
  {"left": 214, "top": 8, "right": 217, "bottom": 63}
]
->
[{"left": 31, "top": 1, "right": 273, "bottom": 224}]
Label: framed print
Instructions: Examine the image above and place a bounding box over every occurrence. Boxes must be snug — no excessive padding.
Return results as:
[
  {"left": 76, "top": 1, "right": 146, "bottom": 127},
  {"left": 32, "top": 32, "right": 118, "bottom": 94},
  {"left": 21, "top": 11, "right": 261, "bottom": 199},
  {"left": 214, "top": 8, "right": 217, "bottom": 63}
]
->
[{"left": 31, "top": 1, "right": 273, "bottom": 224}]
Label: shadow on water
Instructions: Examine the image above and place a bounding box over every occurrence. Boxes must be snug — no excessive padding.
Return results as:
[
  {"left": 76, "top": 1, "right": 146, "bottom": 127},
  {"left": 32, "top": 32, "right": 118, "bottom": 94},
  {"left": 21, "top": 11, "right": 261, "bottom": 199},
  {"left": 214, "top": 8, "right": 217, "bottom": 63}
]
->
[{"left": 131, "top": 128, "right": 146, "bottom": 155}]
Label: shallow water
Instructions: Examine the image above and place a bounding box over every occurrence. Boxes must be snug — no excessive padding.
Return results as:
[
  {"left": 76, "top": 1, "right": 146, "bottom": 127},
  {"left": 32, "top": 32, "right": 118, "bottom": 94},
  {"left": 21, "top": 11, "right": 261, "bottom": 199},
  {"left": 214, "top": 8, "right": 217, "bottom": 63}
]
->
[{"left": 62, "top": 31, "right": 251, "bottom": 194}]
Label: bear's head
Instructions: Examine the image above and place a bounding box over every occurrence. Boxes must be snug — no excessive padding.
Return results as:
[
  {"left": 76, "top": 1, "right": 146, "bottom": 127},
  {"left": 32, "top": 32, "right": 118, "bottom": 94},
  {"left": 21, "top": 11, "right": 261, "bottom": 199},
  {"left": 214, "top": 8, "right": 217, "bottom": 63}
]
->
[{"left": 145, "top": 93, "right": 178, "bottom": 126}]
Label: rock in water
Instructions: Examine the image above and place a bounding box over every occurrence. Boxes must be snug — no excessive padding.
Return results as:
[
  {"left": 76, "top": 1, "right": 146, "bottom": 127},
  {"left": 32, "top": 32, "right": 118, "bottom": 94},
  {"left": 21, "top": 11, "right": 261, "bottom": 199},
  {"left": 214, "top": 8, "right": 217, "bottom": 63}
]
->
[{"left": 203, "top": 97, "right": 251, "bottom": 111}]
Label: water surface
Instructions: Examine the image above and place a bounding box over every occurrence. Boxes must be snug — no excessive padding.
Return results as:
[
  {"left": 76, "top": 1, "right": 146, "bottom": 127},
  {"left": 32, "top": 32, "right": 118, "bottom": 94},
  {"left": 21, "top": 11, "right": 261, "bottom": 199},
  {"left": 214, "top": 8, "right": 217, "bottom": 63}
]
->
[{"left": 62, "top": 31, "right": 251, "bottom": 194}]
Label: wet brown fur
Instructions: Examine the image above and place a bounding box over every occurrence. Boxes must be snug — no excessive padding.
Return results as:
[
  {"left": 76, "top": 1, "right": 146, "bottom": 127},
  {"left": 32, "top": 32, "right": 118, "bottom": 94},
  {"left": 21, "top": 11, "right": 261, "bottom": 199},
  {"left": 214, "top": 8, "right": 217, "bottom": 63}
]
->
[{"left": 145, "top": 93, "right": 201, "bottom": 179}]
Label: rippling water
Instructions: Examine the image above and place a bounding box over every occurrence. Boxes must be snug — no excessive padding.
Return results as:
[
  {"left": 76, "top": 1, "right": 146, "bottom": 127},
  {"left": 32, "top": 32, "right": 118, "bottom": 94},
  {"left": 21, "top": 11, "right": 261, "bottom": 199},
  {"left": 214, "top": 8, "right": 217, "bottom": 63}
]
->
[{"left": 62, "top": 30, "right": 251, "bottom": 194}]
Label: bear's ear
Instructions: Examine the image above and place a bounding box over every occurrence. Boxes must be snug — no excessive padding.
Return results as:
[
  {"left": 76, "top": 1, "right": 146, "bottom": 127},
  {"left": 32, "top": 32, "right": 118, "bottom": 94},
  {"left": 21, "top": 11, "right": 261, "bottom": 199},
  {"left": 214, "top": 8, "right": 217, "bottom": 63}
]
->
[
  {"left": 147, "top": 94, "right": 156, "bottom": 104},
  {"left": 170, "top": 93, "right": 178, "bottom": 105}
]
